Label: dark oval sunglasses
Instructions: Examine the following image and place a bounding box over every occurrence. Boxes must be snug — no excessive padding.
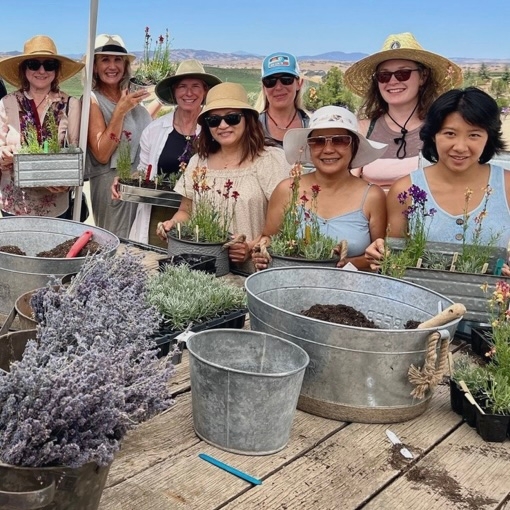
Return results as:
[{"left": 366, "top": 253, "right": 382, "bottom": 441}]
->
[
  {"left": 307, "top": 135, "right": 352, "bottom": 149},
  {"left": 25, "top": 59, "right": 60, "bottom": 72},
  {"left": 204, "top": 113, "right": 244, "bottom": 128},
  {"left": 262, "top": 75, "right": 297, "bottom": 88},
  {"left": 373, "top": 68, "right": 420, "bottom": 84}
]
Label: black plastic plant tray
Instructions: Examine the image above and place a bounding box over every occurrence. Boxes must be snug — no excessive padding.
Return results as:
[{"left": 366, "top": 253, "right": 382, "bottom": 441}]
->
[
  {"left": 158, "top": 253, "right": 217, "bottom": 274},
  {"left": 153, "top": 308, "right": 248, "bottom": 358}
]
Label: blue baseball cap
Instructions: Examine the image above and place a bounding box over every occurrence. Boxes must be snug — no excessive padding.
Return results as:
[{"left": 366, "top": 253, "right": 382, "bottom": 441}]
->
[{"left": 261, "top": 52, "right": 300, "bottom": 79}]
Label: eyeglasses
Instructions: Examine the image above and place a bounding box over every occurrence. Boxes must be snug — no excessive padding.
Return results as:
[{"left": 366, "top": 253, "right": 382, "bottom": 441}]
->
[
  {"left": 25, "top": 59, "right": 60, "bottom": 72},
  {"left": 307, "top": 135, "right": 352, "bottom": 149},
  {"left": 262, "top": 75, "right": 297, "bottom": 88},
  {"left": 203, "top": 113, "right": 244, "bottom": 128},
  {"left": 373, "top": 68, "right": 420, "bottom": 84}
]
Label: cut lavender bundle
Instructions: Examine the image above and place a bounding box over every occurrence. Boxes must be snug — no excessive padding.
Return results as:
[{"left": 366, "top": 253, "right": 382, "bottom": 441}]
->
[{"left": 0, "top": 250, "right": 176, "bottom": 468}]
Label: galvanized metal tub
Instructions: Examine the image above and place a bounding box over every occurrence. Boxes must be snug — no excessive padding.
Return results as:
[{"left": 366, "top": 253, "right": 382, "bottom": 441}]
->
[
  {"left": 187, "top": 329, "right": 309, "bottom": 455},
  {"left": 245, "top": 267, "right": 462, "bottom": 423},
  {"left": 0, "top": 217, "right": 119, "bottom": 314},
  {"left": 119, "top": 183, "right": 182, "bottom": 208},
  {"left": 0, "top": 329, "right": 36, "bottom": 372}
]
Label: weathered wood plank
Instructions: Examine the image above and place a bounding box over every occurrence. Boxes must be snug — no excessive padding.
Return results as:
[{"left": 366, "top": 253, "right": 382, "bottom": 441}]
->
[
  {"left": 219, "top": 385, "right": 462, "bottom": 510},
  {"left": 364, "top": 425, "right": 510, "bottom": 509},
  {"left": 99, "top": 406, "right": 345, "bottom": 509},
  {"left": 170, "top": 351, "right": 191, "bottom": 395}
]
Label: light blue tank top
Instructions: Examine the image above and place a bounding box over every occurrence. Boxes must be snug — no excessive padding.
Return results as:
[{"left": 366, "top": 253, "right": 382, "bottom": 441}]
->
[
  {"left": 300, "top": 184, "right": 372, "bottom": 257},
  {"left": 410, "top": 165, "right": 510, "bottom": 247}
]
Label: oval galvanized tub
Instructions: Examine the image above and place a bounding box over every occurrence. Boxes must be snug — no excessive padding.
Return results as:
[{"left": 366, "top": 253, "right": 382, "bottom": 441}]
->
[
  {"left": 245, "top": 267, "right": 462, "bottom": 424},
  {"left": 0, "top": 217, "right": 119, "bottom": 314}
]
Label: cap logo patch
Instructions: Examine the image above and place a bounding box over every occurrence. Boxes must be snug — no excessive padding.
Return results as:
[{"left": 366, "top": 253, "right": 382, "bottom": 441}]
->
[{"left": 268, "top": 55, "right": 290, "bottom": 68}]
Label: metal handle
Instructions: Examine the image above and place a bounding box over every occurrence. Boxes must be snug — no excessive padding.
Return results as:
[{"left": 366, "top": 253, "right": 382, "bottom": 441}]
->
[{"left": 0, "top": 479, "right": 55, "bottom": 509}]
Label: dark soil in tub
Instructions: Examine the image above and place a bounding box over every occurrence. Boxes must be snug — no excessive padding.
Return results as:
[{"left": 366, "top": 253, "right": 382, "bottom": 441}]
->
[
  {"left": 301, "top": 303, "right": 420, "bottom": 329},
  {"left": 0, "top": 238, "right": 102, "bottom": 258}
]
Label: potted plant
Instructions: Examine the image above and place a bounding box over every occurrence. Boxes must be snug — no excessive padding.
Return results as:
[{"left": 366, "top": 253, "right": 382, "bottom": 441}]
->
[
  {"left": 266, "top": 163, "right": 343, "bottom": 268},
  {"left": 146, "top": 264, "right": 247, "bottom": 356},
  {"left": 0, "top": 251, "right": 176, "bottom": 508},
  {"left": 167, "top": 166, "right": 241, "bottom": 276},
  {"left": 14, "top": 109, "right": 83, "bottom": 188},
  {"left": 450, "top": 353, "right": 477, "bottom": 415},
  {"left": 476, "top": 372, "right": 510, "bottom": 442},
  {"left": 130, "top": 26, "right": 175, "bottom": 90}
]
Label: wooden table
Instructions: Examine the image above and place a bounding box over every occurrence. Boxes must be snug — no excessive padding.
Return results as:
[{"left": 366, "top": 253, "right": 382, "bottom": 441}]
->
[{"left": 99, "top": 340, "right": 510, "bottom": 510}]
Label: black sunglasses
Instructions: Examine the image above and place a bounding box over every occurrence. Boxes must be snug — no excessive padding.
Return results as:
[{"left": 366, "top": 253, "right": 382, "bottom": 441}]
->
[
  {"left": 25, "top": 59, "right": 60, "bottom": 72},
  {"left": 262, "top": 75, "right": 297, "bottom": 88},
  {"left": 204, "top": 113, "right": 244, "bottom": 128},
  {"left": 307, "top": 135, "right": 352, "bottom": 149},
  {"left": 373, "top": 68, "right": 420, "bottom": 84}
]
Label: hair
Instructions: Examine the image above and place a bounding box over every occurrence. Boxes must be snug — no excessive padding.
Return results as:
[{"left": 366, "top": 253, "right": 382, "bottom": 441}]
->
[
  {"left": 420, "top": 87, "right": 505, "bottom": 164},
  {"left": 254, "top": 78, "right": 306, "bottom": 113},
  {"left": 359, "top": 61, "right": 438, "bottom": 121},
  {"left": 91, "top": 55, "right": 132, "bottom": 90},
  {"left": 308, "top": 130, "right": 360, "bottom": 170},
  {"left": 19, "top": 59, "right": 61, "bottom": 93},
  {"left": 197, "top": 109, "right": 266, "bottom": 163}
]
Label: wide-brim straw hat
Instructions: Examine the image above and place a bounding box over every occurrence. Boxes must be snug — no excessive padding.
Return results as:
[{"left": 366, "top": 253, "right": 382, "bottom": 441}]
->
[
  {"left": 197, "top": 82, "right": 257, "bottom": 123},
  {"left": 344, "top": 32, "right": 463, "bottom": 97},
  {"left": 93, "top": 34, "right": 136, "bottom": 63},
  {"left": 156, "top": 59, "right": 222, "bottom": 104},
  {"left": 283, "top": 105, "right": 387, "bottom": 168},
  {"left": 0, "top": 35, "right": 84, "bottom": 87}
]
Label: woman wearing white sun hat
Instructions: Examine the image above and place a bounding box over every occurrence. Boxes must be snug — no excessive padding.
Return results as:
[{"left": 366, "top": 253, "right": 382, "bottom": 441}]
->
[{"left": 344, "top": 32, "right": 462, "bottom": 191}]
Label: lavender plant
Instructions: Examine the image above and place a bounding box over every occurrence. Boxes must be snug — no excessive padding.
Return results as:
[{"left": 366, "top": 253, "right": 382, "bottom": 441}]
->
[{"left": 0, "top": 250, "right": 176, "bottom": 468}]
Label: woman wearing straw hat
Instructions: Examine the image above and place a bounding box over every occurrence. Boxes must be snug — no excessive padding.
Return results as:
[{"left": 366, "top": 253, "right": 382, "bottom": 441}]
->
[
  {"left": 86, "top": 34, "right": 155, "bottom": 238},
  {"left": 0, "top": 35, "right": 83, "bottom": 216},
  {"left": 251, "top": 105, "right": 388, "bottom": 271},
  {"left": 344, "top": 32, "right": 462, "bottom": 191},
  {"left": 156, "top": 82, "right": 290, "bottom": 273},
  {"left": 255, "top": 51, "right": 309, "bottom": 147},
  {"left": 126, "top": 60, "right": 221, "bottom": 247}
]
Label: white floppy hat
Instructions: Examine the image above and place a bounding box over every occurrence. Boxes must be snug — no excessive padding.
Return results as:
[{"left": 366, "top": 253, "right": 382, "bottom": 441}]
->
[{"left": 283, "top": 105, "right": 387, "bottom": 168}]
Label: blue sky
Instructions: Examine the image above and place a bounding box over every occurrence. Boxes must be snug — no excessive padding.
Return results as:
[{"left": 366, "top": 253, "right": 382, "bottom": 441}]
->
[{"left": 1, "top": 0, "right": 509, "bottom": 60}]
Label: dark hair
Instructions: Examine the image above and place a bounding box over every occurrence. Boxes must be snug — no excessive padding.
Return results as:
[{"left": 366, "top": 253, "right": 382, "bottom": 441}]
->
[
  {"left": 420, "top": 87, "right": 505, "bottom": 164},
  {"left": 360, "top": 62, "right": 437, "bottom": 121},
  {"left": 19, "top": 59, "right": 61, "bottom": 93},
  {"left": 197, "top": 110, "right": 265, "bottom": 163}
]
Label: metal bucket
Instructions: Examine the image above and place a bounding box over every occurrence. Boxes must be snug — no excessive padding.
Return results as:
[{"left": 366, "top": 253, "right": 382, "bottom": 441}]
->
[
  {"left": 0, "top": 217, "right": 119, "bottom": 314},
  {"left": 245, "top": 267, "right": 462, "bottom": 424},
  {"left": 187, "top": 329, "right": 309, "bottom": 455},
  {"left": 0, "top": 461, "right": 110, "bottom": 510},
  {"left": 14, "top": 290, "right": 39, "bottom": 330},
  {"left": 0, "top": 329, "right": 36, "bottom": 372}
]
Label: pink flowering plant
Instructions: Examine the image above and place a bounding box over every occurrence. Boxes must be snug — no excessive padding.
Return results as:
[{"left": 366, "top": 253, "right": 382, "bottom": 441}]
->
[{"left": 269, "top": 163, "right": 337, "bottom": 260}]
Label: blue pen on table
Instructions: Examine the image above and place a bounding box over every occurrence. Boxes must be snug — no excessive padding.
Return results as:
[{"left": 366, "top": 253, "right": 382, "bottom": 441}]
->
[{"left": 198, "top": 453, "right": 262, "bottom": 485}]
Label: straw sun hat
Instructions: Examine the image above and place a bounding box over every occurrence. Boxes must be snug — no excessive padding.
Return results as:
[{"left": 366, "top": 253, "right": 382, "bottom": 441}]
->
[
  {"left": 156, "top": 59, "right": 222, "bottom": 104},
  {"left": 0, "top": 35, "right": 84, "bottom": 87},
  {"left": 197, "top": 82, "right": 257, "bottom": 123},
  {"left": 344, "top": 32, "right": 463, "bottom": 97},
  {"left": 283, "top": 105, "right": 387, "bottom": 168}
]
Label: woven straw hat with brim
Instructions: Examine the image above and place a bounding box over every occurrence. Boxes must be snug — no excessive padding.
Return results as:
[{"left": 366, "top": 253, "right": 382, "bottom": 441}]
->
[
  {"left": 93, "top": 34, "right": 136, "bottom": 64},
  {"left": 0, "top": 35, "right": 84, "bottom": 87},
  {"left": 344, "top": 32, "right": 463, "bottom": 97},
  {"left": 155, "top": 59, "right": 222, "bottom": 104},
  {"left": 283, "top": 105, "right": 387, "bottom": 168},
  {"left": 197, "top": 82, "right": 257, "bottom": 124}
]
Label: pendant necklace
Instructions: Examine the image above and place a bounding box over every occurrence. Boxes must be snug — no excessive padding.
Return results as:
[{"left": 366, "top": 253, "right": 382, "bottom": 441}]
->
[
  {"left": 266, "top": 109, "right": 298, "bottom": 130},
  {"left": 386, "top": 102, "right": 419, "bottom": 159}
]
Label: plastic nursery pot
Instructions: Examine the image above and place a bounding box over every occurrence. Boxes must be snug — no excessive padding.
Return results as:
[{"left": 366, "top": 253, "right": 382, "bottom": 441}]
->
[
  {"left": 462, "top": 393, "right": 478, "bottom": 428},
  {"left": 471, "top": 325, "right": 491, "bottom": 357},
  {"left": 449, "top": 379, "right": 464, "bottom": 415},
  {"left": 475, "top": 408, "right": 510, "bottom": 442},
  {"left": 158, "top": 253, "right": 217, "bottom": 274}
]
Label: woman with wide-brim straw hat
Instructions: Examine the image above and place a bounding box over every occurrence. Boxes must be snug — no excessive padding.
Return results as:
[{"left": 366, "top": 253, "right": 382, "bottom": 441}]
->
[
  {"left": 126, "top": 59, "right": 222, "bottom": 247},
  {"left": 0, "top": 35, "right": 84, "bottom": 217},
  {"left": 344, "top": 32, "right": 462, "bottom": 191},
  {"left": 86, "top": 34, "right": 158, "bottom": 238},
  {"left": 156, "top": 82, "right": 290, "bottom": 273}
]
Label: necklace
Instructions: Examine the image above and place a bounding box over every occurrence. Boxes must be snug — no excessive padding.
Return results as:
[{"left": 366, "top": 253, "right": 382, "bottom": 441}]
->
[
  {"left": 32, "top": 94, "right": 49, "bottom": 109},
  {"left": 266, "top": 109, "right": 298, "bottom": 131},
  {"left": 385, "top": 102, "right": 419, "bottom": 159}
]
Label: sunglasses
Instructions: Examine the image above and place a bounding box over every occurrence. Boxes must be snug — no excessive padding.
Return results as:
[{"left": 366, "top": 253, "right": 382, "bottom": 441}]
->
[
  {"left": 307, "top": 135, "right": 352, "bottom": 149},
  {"left": 25, "top": 59, "right": 60, "bottom": 72},
  {"left": 262, "top": 75, "right": 297, "bottom": 88},
  {"left": 373, "top": 68, "right": 420, "bottom": 84},
  {"left": 203, "top": 113, "right": 244, "bottom": 128}
]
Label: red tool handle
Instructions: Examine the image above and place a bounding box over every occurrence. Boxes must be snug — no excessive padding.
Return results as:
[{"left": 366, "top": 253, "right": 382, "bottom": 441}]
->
[{"left": 66, "top": 230, "right": 93, "bottom": 258}]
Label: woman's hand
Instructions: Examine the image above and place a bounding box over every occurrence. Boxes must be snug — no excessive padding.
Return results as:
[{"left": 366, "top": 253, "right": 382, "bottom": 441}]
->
[
  {"left": 156, "top": 219, "right": 176, "bottom": 241},
  {"left": 365, "top": 238, "right": 386, "bottom": 271},
  {"left": 46, "top": 186, "right": 69, "bottom": 194},
  {"left": 116, "top": 89, "right": 151, "bottom": 116},
  {"left": 502, "top": 263, "right": 510, "bottom": 277},
  {"left": 228, "top": 238, "right": 252, "bottom": 263},
  {"left": 111, "top": 176, "right": 120, "bottom": 200},
  {"left": 0, "top": 145, "right": 15, "bottom": 170},
  {"left": 251, "top": 239, "right": 271, "bottom": 271}
]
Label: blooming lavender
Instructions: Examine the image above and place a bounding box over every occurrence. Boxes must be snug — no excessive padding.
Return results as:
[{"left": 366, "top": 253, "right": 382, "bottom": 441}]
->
[{"left": 0, "top": 251, "right": 176, "bottom": 468}]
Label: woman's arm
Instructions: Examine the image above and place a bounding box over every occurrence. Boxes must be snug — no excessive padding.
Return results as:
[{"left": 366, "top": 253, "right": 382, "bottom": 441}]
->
[
  {"left": 156, "top": 197, "right": 192, "bottom": 240},
  {"left": 66, "top": 96, "right": 81, "bottom": 146},
  {"left": 386, "top": 175, "right": 412, "bottom": 238}
]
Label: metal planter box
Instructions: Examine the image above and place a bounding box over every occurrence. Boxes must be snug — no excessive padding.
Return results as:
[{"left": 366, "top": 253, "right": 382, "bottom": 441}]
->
[
  {"left": 119, "top": 183, "right": 182, "bottom": 208},
  {"left": 14, "top": 149, "right": 84, "bottom": 187}
]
